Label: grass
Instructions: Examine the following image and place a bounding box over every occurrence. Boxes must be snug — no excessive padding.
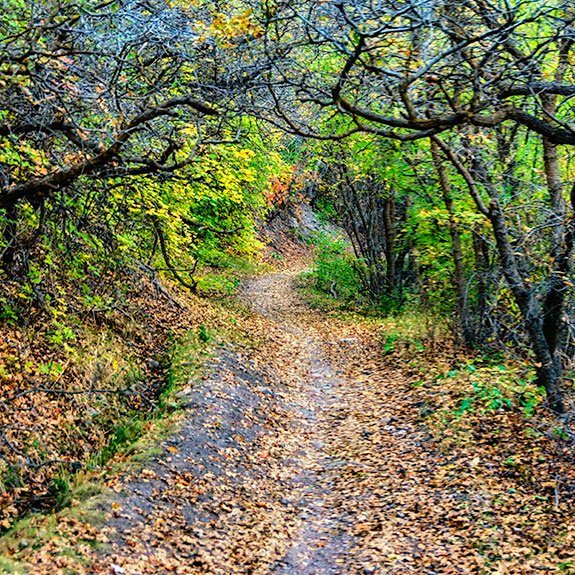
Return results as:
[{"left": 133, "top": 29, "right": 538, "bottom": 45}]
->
[
  {"left": 0, "top": 557, "right": 26, "bottom": 575},
  {"left": 0, "top": 483, "right": 110, "bottom": 573},
  {"left": 98, "top": 324, "right": 219, "bottom": 474},
  {"left": 196, "top": 253, "right": 273, "bottom": 296}
]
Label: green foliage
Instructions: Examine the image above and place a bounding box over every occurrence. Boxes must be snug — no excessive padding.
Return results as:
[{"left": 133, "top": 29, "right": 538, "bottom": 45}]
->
[
  {"left": 382, "top": 334, "right": 399, "bottom": 355},
  {"left": 100, "top": 132, "right": 290, "bottom": 291},
  {"left": 2, "top": 0, "right": 575, "bottom": 538},
  {"left": 305, "top": 233, "right": 365, "bottom": 306},
  {"left": 444, "top": 363, "right": 545, "bottom": 419},
  {"left": 303, "top": 229, "right": 411, "bottom": 314},
  {"left": 95, "top": 419, "right": 147, "bottom": 467},
  {"left": 313, "top": 197, "right": 338, "bottom": 223},
  {"left": 198, "top": 324, "right": 211, "bottom": 343}
]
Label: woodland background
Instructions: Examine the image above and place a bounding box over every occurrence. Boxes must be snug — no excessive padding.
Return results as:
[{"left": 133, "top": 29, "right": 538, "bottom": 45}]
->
[{"left": 1, "top": 0, "right": 575, "bottom": 545}]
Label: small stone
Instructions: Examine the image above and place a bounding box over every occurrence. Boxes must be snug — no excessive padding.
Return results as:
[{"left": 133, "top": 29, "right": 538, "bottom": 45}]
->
[
  {"left": 364, "top": 566, "right": 376, "bottom": 574},
  {"left": 380, "top": 416, "right": 398, "bottom": 425},
  {"left": 148, "top": 359, "right": 160, "bottom": 370},
  {"left": 312, "top": 440, "right": 325, "bottom": 449},
  {"left": 19, "top": 539, "right": 29, "bottom": 549}
]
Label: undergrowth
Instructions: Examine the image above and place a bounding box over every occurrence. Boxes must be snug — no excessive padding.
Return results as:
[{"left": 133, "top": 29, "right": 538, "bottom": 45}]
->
[
  {"left": 300, "top": 232, "right": 410, "bottom": 313},
  {"left": 0, "top": 298, "right": 242, "bottom": 572},
  {"left": 300, "top": 231, "right": 564, "bottom": 426},
  {"left": 298, "top": 233, "right": 368, "bottom": 310},
  {"left": 0, "top": 234, "right": 264, "bottom": 533}
]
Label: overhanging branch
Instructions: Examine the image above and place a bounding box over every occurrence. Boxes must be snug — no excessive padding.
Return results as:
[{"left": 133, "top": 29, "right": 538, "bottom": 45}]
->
[{"left": 0, "top": 96, "right": 217, "bottom": 209}]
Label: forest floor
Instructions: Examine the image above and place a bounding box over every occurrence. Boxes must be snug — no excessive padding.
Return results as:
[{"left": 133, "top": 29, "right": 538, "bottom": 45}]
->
[{"left": 2, "top": 261, "right": 575, "bottom": 574}]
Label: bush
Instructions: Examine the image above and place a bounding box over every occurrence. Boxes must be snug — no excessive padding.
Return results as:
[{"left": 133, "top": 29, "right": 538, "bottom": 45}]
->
[{"left": 308, "top": 233, "right": 365, "bottom": 305}]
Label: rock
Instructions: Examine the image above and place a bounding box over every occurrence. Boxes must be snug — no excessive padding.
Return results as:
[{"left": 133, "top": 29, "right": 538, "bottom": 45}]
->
[
  {"left": 19, "top": 539, "right": 29, "bottom": 549},
  {"left": 380, "top": 416, "right": 398, "bottom": 425},
  {"left": 312, "top": 440, "right": 325, "bottom": 449},
  {"left": 175, "top": 388, "right": 192, "bottom": 406}
]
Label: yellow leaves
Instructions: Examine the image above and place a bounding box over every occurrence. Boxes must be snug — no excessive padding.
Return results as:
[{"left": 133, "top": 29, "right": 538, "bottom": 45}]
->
[
  {"left": 166, "top": 0, "right": 196, "bottom": 8},
  {"left": 181, "top": 125, "right": 199, "bottom": 138},
  {"left": 209, "top": 9, "right": 263, "bottom": 42},
  {"left": 0, "top": 138, "right": 51, "bottom": 180},
  {"left": 236, "top": 148, "right": 255, "bottom": 161}
]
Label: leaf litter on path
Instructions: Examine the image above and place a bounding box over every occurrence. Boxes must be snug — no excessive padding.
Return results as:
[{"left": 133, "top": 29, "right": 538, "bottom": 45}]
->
[{"left": 9, "top": 270, "right": 575, "bottom": 574}]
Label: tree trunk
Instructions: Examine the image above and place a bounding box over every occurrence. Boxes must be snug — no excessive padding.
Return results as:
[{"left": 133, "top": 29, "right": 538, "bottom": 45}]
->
[
  {"left": 430, "top": 139, "right": 474, "bottom": 346},
  {"left": 486, "top": 198, "right": 564, "bottom": 413},
  {"left": 472, "top": 230, "right": 492, "bottom": 342},
  {"left": 433, "top": 134, "right": 565, "bottom": 413},
  {"left": 471, "top": 149, "right": 565, "bottom": 413}
]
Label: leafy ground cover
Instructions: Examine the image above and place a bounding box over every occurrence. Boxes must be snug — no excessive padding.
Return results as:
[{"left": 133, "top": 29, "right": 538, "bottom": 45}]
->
[
  {"left": 0, "top": 244, "right": 273, "bottom": 529},
  {"left": 0, "top": 260, "right": 573, "bottom": 574}
]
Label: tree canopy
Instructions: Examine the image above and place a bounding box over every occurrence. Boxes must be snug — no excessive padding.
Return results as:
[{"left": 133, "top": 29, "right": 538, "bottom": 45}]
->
[{"left": 2, "top": 0, "right": 575, "bottom": 531}]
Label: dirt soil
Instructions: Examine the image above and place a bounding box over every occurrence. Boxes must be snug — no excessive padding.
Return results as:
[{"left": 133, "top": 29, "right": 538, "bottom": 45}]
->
[
  {"left": 12, "top": 270, "right": 575, "bottom": 575},
  {"left": 88, "top": 270, "right": 361, "bottom": 575}
]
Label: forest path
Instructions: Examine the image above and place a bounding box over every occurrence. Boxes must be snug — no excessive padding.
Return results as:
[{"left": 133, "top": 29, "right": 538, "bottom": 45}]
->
[
  {"left": 88, "top": 269, "right": 402, "bottom": 575},
  {"left": 240, "top": 271, "right": 354, "bottom": 574},
  {"left": 25, "top": 269, "right": 466, "bottom": 575}
]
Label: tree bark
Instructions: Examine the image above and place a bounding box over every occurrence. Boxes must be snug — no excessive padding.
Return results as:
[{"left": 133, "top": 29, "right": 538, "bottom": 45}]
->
[
  {"left": 471, "top": 151, "right": 565, "bottom": 413},
  {"left": 486, "top": 197, "right": 564, "bottom": 413},
  {"left": 430, "top": 139, "right": 474, "bottom": 346},
  {"left": 433, "top": 135, "right": 565, "bottom": 412}
]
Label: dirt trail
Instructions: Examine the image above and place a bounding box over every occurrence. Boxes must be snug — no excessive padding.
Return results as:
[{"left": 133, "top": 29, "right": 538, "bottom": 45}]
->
[
  {"left": 77, "top": 270, "right": 374, "bottom": 575},
  {"left": 241, "top": 272, "right": 354, "bottom": 574},
  {"left": 20, "top": 269, "right": 530, "bottom": 575}
]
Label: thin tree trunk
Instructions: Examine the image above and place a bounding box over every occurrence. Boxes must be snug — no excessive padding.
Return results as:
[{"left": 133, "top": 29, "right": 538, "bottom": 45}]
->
[
  {"left": 472, "top": 153, "right": 565, "bottom": 413},
  {"left": 539, "top": 36, "right": 573, "bottom": 358},
  {"left": 472, "top": 230, "right": 492, "bottom": 341},
  {"left": 430, "top": 139, "right": 474, "bottom": 346},
  {"left": 383, "top": 191, "right": 397, "bottom": 292}
]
